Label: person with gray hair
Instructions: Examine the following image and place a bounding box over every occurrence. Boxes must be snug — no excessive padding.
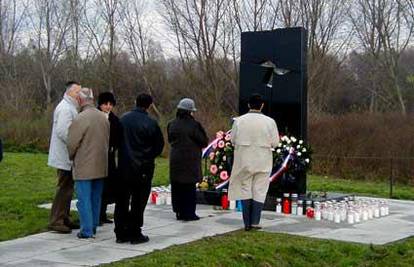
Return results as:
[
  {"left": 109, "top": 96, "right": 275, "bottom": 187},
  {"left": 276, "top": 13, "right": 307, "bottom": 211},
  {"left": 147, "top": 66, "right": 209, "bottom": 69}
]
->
[
  {"left": 167, "top": 98, "right": 208, "bottom": 221},
  {"left": 67, "top": 88, "right": 110, "bottom": 238},
  {"left": 48, "top": 81, "right": 81, "bottom": 233}
]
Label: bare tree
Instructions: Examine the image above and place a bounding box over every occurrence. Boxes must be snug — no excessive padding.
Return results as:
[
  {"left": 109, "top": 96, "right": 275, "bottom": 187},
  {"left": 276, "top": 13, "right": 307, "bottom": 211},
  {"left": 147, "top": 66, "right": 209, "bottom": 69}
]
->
[
  {"left": 27, "top": 0, "right": 71, "bottom": 104},
  {"left": 351, "top": 0, "right": 414, "bottom": 114},
  {"left": 82, "top": 0, "right": 124, "bottom": 92},
  {"left": 231, "top": 0, "right": 278, "bottom": 32},
  {"left": 160, "top": 0, "right": 236, "bottom": 111},
  {"left": 0, "top": 0, "right": 27, "bottom": 78},
  {"left": 121, "top": 0, "right": 163, "bottom": 117}
]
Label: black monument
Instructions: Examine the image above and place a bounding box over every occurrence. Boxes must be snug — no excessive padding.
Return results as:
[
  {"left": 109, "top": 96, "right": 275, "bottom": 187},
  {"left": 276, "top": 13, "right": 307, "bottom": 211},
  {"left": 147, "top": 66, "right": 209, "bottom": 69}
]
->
[{"left": 239, "top": 27, "right": 308, "bottom": 209}]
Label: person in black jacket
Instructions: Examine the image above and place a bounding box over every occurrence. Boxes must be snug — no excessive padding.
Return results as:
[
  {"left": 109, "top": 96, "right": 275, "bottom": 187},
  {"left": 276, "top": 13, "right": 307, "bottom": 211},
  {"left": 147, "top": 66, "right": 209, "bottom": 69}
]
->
[
  {"left": 167, "top": 98, "right": 208, "bottom": 221},
  {"left": 0, "top": 138, "right": 3, "bottom": 162},
  {"left": 114, "top": 93, "right": 164, "bottom": 244},
  {"left": 97, "top": 92, "right": 122, "bottom": 225}
]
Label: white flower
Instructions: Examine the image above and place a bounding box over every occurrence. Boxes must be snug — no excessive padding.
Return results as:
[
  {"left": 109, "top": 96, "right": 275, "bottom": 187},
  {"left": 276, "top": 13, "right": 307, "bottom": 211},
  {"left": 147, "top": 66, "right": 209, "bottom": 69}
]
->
[
  {"left": 219, "top": 165, "right": 223, "bottom": 169},
  {"left": 287, "top": 140, "right": 291, "bottom": 144},
  {"left": 302, "top": 148, "right": 307, "bottom": 152},
  {"left": 299, "top": 140, "right": 303, "bottom": 144},
  {"left": 276, "top": 149, "right": 281, "bottom": 153},
  {"left": 305, "top": 158, "right": 310, "bottom": 163},
  {"left": 282, "top": 136, "right": 288, "bottom": 141},
  {"left": 297, "top": 152, "right": 302, "bottom": 156},
  {"left": 296, "top": 145, "right": 301, "bottom": 149},
  {"left": 291, "top": 137, "right": 297, "bottom": 142},
  {"left": 223, "top": 156, "right": 227, "bottom": 161},
  {"left": 283, "top": 145, "right": 286, "bottom": 148}
]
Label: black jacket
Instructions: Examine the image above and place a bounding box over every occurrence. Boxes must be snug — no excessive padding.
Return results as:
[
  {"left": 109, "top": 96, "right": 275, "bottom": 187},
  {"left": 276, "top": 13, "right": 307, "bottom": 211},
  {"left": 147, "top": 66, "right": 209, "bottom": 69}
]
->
[
  {"left": 100, "top": 110, "right": 122, "bottom": 202},
  {"left": 0, "top": 138, "right": 3, "bottom": 162},
  {"left": 118, "top": 107, "right": 164, "bottom": 177},
  {"left": 168, "top": 114, "right": 208, "bottom": 183}
]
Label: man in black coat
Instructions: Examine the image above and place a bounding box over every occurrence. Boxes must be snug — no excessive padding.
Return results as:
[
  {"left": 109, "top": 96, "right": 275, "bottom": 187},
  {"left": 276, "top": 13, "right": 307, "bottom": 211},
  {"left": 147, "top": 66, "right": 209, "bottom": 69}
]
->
[
  {"left": 114, "top": 93, "right": 164, "bottom": 244},
  {"left": 0, "top": 138, "right": 3, "bottom": 162},
  {"left": 97, "top": 92, "right": 122, "bottom": 225},
  {"left": 167, "top": 98, "right": 209, "bottom": 221}
]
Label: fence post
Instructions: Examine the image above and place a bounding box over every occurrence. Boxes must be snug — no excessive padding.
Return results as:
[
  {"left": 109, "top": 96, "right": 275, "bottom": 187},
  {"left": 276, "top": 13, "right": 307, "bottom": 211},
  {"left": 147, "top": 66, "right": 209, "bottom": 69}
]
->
[{"left": 389, "top": 158, "right": 394, "bottom": 199}]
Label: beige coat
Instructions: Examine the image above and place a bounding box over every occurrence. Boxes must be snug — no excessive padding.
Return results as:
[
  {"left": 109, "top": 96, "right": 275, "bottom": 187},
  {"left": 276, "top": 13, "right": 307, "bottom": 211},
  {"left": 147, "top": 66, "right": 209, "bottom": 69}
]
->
[
  {"left": 228, "top": 111, "right": 279, "bottom": 203},
  {"left": 67, "top": 104, "right": 110, "bottom": 180}
]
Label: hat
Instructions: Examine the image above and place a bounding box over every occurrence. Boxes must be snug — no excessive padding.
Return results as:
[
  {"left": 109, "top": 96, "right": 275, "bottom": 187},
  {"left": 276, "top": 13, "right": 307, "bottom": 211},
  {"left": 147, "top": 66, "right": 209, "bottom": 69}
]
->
[
  {"left": 98, "top": 92, "right": 116, "bottom": 106},
  {"left": 177, "top": 98, "right": 197, "bottom": 112}
]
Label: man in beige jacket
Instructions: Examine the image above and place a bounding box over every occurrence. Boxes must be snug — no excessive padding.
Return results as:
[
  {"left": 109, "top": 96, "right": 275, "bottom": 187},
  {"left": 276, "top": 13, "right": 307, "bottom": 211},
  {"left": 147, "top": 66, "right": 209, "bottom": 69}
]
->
[
  {"left": 67, "top": 88, "right": 110, "bottom": 238},
  {"left": 229, "top": 94, "right": 279, "bottom": 231}
]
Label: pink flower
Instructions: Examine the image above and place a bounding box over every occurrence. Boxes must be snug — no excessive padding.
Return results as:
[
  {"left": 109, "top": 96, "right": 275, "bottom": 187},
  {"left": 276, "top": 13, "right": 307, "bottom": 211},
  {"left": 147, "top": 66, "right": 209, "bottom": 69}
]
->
[
  {"left": 224, "top": 133, "right": 231, "bottom": 141},
  {"left": 210, "top": 165, "right": 218, "bottom": 175},
  {"left": 209, "top": 152, "right": 215, "bottom": 160},
  {"left": 220, "top": 171, "right": 229, "bottom": 180},
  {"left": 218, "top": 140, "right": 225, "bottom": 148},
  {"left": 216, "top": 131, "right": 224, "bottom": 139}
]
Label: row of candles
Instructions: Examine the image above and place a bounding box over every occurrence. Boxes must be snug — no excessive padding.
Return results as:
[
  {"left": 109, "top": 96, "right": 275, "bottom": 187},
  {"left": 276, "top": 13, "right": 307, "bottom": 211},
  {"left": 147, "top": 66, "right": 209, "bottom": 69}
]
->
[
  {"left": 277, "top": 193, "right": 390, "bottom": 224},
  {"left": 149, "top": 188, "right": 391, "bottom": 225},
  {"left": 149, "top": 186, "right": 172, "bottom": 205}
]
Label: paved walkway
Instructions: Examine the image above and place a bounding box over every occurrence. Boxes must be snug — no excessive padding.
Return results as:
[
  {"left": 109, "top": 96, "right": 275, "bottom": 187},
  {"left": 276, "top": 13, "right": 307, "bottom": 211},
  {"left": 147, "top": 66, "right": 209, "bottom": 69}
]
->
[{"left": 1, "top": 197, "right": 414, "bottom": 266}]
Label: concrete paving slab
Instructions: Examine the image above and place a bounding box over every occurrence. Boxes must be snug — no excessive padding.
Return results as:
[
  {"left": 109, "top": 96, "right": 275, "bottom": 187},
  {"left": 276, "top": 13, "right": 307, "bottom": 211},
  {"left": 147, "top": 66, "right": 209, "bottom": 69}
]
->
[
  {"left": 0, "top": 237, "right": 81, "bottom": 263},
  {"left": 31, "top": 243, "right": 146, "bottom": 266},
  {"left": 2, "top": 258, "right": 82, "bottom": 267},
  {"left": 262, "top": 197, "right": 414, "bottom": 245},
  {"left": 2, "top": 197, "right": 414, "bottom": 266}
]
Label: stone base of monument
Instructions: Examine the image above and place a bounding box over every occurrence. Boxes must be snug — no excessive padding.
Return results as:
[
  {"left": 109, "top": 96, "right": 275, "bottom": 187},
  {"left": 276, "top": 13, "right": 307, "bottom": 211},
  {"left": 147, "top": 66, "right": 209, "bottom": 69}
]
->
[{"left": 196, "top": 189, "right": 222, "bottom": 206}]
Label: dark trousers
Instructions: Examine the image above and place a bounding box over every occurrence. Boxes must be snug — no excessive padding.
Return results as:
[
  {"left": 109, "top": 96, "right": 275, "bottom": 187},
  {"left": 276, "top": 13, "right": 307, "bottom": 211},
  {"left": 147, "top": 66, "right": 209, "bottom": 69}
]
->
[
  {"left": 171, "top": 182, "right": 197, "bottom": 219},
  {"left": 114, "top": 165, "right": 153, "bottom": 240},
  {"left": 49, "top": 169, "right": 74, "bottom": 227},
  {"left": 100, "top": 178, "right": 116, "bottom": 222},
  {"left": 241, "top": 199, "right": 264, "bottom": 227}
]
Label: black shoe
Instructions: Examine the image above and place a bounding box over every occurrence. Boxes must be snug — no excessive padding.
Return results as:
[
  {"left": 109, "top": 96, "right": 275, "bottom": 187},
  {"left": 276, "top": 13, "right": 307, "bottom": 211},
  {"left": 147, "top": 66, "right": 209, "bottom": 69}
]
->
[
  {"left": 48, "top": 224, "right": 72, "bottom": 234},
  {"left": 77, "top": 232, "right": 94, "bottom": 239},
  {"left": 103, "top": 218, "right": 113, "bottom": 224},
  {"left": 130, "top": 234, "right": 149, "bottom": 244},
  {"left": 182, "top": 215, "right": 200, "bottom": 221},
  {"left": 250, "top": 225, "right": 262, "bottom": 230},
  {"left": 176, "top": 213, "right": 183, "bottom": 220},
  {"left": 244, "top": 226, "right": 252, "bottom": 231},
  {"left": 65, "top": 221, "right": 80, "bottom": 230},
  {"left": 100, "top": 218, "right": 113, "bottom": 226},
  {"left": 116, "top": 237, "right": 130, "bottom": 244}
]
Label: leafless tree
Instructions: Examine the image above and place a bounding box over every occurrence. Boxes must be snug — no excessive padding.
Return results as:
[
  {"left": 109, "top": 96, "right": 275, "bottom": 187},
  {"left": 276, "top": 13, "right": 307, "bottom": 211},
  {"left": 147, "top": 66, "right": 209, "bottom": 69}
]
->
[
  {"left": 27, "top": 0, "right": 71, "bottom": 104},
  {"left": 160, "top": 0, "right": 237, "bottom": 112},
  {"left": 121, "top": 0, "right": 163, "bottom": 117},
  {"left": 351, "top": 0, "right": 414, "bottom": 114},
  {"left": 82, "top": 0, "right": 125, "bottom": 92}
]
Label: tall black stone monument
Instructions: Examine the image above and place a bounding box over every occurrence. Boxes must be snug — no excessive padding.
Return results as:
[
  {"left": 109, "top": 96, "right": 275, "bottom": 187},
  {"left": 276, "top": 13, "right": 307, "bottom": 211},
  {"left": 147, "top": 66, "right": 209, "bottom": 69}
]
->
[{"left": 239, "top": 27, "right": 308, "bottom": 210}]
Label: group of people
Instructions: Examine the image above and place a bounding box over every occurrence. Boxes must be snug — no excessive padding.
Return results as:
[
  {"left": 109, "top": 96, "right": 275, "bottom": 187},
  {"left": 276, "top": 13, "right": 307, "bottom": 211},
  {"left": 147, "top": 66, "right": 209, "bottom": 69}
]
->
[{"left": 47, "top": 80, "right": 279, "bottom": 244}]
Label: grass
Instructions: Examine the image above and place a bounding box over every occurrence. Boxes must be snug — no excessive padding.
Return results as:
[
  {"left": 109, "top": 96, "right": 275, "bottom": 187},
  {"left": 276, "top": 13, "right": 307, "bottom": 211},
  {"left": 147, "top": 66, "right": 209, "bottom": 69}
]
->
[
  {"left": 1, "top": 152, "right": 414, "bottom": 266},
  {"left": 0, "top": 152, "right": 168, "bottom": 241},
  {"left": 104, "top": 232, "right": 414, "bottom": 267},
  {"left": 308, "top": 174, "right": 414, "bottom": 200}
]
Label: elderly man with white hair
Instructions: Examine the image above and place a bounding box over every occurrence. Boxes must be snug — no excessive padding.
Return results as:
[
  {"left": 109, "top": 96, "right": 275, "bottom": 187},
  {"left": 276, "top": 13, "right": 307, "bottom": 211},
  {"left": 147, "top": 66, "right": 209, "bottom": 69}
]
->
[
  {"left": 67, "top": 88, "right": 110, "bottom": 239},
  {"left": 48, "top": 81, "right": 81, "bottom": 233}
]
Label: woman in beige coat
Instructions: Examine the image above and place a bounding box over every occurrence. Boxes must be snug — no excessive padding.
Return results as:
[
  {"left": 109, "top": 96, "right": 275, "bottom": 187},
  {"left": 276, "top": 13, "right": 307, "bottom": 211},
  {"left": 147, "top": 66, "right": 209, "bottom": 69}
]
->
[{"left": 229, "top": 94, "right": 279, "bottom": 231}]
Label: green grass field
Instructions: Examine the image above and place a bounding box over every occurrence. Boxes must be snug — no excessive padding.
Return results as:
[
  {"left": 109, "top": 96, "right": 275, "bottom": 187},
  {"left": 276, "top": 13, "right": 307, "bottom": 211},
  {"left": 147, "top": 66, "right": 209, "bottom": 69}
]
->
[{"left": 1, "top": 152, "right": 414, "bottom": 266}]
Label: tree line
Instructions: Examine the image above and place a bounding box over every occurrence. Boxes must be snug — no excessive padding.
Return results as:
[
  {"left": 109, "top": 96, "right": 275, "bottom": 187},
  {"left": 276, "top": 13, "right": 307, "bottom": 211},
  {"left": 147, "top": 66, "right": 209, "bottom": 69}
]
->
[{"left": 1, "top": 0, "right": 414, "bottom": 156}]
